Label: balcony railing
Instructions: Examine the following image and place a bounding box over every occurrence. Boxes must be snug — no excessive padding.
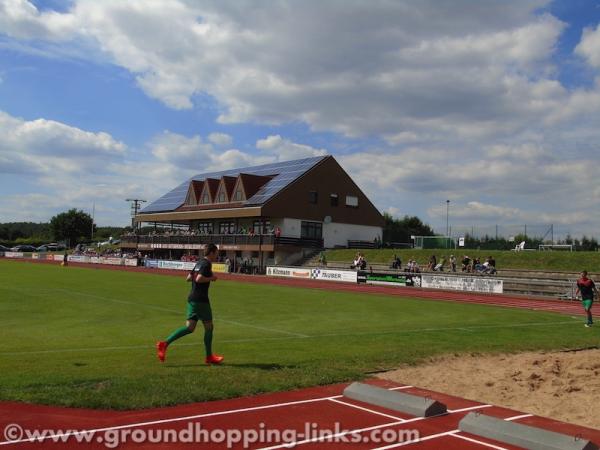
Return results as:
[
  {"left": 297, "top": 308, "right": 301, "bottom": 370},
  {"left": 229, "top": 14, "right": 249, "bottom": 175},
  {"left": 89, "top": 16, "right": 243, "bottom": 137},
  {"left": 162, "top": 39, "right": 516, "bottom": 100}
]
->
[{"left": 120, "top": 234, "right": 323, "bottom": 249}]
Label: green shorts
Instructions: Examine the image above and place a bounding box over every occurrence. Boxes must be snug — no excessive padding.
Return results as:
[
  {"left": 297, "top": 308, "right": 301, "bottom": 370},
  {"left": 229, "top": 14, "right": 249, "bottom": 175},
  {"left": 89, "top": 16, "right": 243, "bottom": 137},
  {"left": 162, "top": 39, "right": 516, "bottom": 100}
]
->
[
  {"left": 186, "top": 301, "right": 213, "bottom": 322},
  {"left": 582, "top": 298, "right": 594, "bottom": 311}
]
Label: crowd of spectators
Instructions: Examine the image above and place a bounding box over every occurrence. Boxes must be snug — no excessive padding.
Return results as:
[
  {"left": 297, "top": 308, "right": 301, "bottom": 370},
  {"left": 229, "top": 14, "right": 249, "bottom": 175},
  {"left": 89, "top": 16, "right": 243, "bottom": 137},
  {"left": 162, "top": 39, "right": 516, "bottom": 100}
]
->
[
  {"left": 350, "top": 252, "right": 367, "bottom": 270},
  {"left": 385, "top": 253, "right": 497, "bottom": 275},
  {"left": 126, "top": 226, "right": 282, "bottom": 237}
]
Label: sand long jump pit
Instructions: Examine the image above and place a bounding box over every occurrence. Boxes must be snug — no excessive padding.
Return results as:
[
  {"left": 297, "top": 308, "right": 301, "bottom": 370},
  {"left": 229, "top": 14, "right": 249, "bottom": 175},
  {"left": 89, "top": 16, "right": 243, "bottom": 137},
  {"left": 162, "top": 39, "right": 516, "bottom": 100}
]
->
[{"left": 381, "top": 347, "right": 600, "bottom": 429}]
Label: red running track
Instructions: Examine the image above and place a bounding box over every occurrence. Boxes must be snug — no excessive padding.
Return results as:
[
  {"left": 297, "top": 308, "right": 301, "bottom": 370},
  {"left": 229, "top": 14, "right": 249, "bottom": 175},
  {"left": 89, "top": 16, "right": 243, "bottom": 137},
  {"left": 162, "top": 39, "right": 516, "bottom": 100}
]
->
[
  {"left": 6, "top": 257, "right": 587, "bottom": 317},
  {"left": 1, "top": 379, "right": 599, "bottom": 449}
]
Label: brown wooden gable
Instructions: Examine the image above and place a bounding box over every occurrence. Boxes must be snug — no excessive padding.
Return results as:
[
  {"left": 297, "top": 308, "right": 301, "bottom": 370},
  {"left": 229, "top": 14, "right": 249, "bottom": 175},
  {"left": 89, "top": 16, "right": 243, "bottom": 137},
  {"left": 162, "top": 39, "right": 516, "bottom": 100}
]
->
[
  {"left": 261, "top": 156, "right": 384, "bottom": 228},
  {"left": 184, "top": 180, "right": 204, "bottom": 205},
  {"left": 230, "top": 176, "right": 247, "bottom": 202},
  {"left": 198, "top": 182, "right": 210, "bottom": 205},
  {"left": 205, "top": 178, "right": 220, "bottom": 201},
  {"left": 214, "top": 176, "right": 237, "bottom": 203}
]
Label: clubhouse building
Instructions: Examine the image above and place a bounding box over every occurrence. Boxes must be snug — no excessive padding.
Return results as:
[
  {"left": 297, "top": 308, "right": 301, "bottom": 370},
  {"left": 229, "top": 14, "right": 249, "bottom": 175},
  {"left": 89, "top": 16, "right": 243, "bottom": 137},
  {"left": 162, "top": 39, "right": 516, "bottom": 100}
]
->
[{"left": 121, "top": 155, "right": 383, "bottom": 268}]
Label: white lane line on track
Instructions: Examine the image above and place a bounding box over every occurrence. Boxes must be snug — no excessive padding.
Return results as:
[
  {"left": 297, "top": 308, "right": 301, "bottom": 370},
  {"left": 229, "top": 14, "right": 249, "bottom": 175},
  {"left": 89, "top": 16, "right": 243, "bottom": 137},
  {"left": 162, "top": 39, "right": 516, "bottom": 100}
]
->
[
  {"left": 449, "top": 433, "right": 509, "bottom": 450},
  {"left": 0, "top": 385, "right": 412, "bottom": 446},
  {"left": 0, "top": 394, "right": 344, "bottom": 446},
  {"left": 328, "top": 398, "right": 407, "bottom": 422},
  {"left": 257, "top": 404, "right": 491, "bottom": 450}
]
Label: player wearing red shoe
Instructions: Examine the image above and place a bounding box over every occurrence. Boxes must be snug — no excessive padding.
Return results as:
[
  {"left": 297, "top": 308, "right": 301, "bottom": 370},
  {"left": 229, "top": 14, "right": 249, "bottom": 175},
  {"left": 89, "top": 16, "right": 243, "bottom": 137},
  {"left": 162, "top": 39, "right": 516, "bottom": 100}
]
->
[
  {"left": 157, "top": 243, "right": 224, "bottom": 364},
  {"left": 575, "top": 270, "right": 599, "bottom": 327}
]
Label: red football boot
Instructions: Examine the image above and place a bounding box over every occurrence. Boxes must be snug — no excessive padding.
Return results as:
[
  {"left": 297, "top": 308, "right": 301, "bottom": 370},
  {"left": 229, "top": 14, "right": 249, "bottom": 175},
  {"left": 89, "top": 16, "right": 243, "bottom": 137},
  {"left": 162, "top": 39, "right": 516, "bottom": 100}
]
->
[
  {"left": 156, "top": 341, "right": 168, "bottom": 362},
  {"left": 205, "top": 354, "right": 224, "bottom": 365}
]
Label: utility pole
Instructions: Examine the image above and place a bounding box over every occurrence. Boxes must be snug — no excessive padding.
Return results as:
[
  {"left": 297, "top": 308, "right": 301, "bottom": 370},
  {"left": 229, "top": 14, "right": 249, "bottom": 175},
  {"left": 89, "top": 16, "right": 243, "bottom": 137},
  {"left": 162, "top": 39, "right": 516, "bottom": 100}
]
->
[
  {"left": 126, "top": 199, "right": 147, "bottom": 230},
  {"left": 91, "top": 202, "right": 95, "bottom": 240},
  {"left": 446, "top": 200, "right": 450, "bottom": 237}
]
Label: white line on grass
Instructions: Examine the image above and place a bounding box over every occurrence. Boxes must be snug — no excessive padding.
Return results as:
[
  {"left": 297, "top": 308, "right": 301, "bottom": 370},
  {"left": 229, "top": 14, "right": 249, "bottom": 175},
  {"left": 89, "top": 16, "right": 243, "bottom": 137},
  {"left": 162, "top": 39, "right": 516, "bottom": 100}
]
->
[
  {"left": 5, "top": 286, "right": 307, "bottom": 338},
  {"left": 0, "top": 320, "right": 580, "bottom": 356}
]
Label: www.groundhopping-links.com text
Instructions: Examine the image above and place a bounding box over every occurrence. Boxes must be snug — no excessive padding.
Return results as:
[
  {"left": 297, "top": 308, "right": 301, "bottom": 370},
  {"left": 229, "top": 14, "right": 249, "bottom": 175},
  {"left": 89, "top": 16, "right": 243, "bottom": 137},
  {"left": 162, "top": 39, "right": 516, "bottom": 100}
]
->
[{"left": 3, "top": 422, "right": 421, "bottom": 448}]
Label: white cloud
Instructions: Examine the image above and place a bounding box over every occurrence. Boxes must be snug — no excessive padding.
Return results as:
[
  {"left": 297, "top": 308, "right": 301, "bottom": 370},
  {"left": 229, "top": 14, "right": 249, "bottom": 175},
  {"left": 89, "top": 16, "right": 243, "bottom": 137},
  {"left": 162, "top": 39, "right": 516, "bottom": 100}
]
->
[
  {"left": 3, "top": 1, "right": 600, "bottom": 236},
  {"left": 0, "top": 0, "right": 579, "bottom": 139},
  {"left": 576, "top": 23, "right": 600, "bottom": 68},
  {"left": 208, "top": 132, "right": 233, "bottom": 147},
  {"left": 256, "top": 135, "right": 327, "bottom": 160},
  {"left": 0, "top": 0, "right": 77, "bottom": 40},
  {"left": 0, "top": 110, "right": 125, "bottom": 176}
]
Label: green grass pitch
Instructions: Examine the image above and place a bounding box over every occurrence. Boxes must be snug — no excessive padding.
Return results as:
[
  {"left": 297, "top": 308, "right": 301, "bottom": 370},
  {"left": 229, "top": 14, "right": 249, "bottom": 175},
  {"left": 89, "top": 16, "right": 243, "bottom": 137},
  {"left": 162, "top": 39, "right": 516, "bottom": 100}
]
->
[{"left": 0, "top": 260, "right": 596, "bottom": 410}]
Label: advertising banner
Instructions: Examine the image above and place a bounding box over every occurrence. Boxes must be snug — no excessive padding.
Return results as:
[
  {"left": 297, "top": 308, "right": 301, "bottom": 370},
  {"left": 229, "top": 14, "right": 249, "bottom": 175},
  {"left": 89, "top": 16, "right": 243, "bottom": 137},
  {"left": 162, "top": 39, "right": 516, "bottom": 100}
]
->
[
  {"left": 124, "top": 258, "right": 139, "bottom": 267},
  {"left": 53, "top": 254, "right": 64, "bottom": 262},
  {"left": 212, "top": 263, "right": 228, "bottom": 273},
  {"left": 266, "top": 266, "right": 312, "bottom": 279},
  {"left": 156, "top": 260, "right": 197, "bottom": 271},
  {"left": 144, "top": 259, "right": 160, "bottom": 269},
  {"left": 5, "top": 252, "right": 24, "bottom": 258},
  {"left": 266, "top": 266, "right": 357, "bottom": 283},
  {"left": 363, "top": 273, "right": 421, "bottom": 287},
  {"left": 67, "top": 255, "right": 90, "bottom": 263},
  {"left": 309, "top": 268, "right": 358, "bottom": 283},
  {"left": 420, "top": 274, "right": 503, "bottom": 294}
]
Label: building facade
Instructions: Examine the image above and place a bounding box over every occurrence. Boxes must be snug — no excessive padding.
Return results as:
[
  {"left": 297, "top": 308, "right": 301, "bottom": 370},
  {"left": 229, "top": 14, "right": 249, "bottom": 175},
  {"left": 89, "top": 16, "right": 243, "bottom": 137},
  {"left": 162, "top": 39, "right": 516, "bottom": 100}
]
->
[{"left": 121, "top": 155, "right": 383, "bottom": 268}]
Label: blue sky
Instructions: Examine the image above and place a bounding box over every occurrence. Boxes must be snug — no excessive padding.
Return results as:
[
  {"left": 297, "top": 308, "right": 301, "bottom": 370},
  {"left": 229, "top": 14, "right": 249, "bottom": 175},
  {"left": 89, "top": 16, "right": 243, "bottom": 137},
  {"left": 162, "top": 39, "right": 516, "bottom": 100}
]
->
[{"left": 1, "top": 0, "right": 600, "bottom": 238}]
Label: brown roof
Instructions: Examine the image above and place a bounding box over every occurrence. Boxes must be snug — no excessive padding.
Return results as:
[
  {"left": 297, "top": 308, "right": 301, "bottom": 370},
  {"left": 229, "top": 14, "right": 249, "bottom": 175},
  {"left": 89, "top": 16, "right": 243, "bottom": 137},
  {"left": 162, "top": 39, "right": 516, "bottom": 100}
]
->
[{"left": 238, "top": 174, "right": 273, "bottom": 199}]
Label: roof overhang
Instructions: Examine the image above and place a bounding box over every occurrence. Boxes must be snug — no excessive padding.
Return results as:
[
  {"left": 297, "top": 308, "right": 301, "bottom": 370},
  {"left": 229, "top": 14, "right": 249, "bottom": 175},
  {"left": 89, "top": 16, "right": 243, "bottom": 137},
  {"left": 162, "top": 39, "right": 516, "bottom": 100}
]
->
[{"left": 135, "top": 206, "right": 263, "bottom": 223}]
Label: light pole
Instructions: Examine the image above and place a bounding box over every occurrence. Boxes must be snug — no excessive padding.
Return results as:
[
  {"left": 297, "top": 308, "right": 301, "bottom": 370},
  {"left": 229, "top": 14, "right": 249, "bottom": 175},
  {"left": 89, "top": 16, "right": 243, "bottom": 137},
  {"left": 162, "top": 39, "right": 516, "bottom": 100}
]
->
[
  {"left": 126, "top": 199, "right": 147, "bottom": 230},
  {"left": 446, "top": 200, "right": 450, "bottom": 237}
]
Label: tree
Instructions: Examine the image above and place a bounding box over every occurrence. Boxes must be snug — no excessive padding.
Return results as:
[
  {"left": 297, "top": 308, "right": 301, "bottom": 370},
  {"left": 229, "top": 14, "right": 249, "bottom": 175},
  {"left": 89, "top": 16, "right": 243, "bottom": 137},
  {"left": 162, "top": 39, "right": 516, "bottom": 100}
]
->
[
  {"left": 382, "top": 213, "right": 435, "bottom": 244},
  {"left": 50, "top": 209, "right": 95, "bottom": 247}
]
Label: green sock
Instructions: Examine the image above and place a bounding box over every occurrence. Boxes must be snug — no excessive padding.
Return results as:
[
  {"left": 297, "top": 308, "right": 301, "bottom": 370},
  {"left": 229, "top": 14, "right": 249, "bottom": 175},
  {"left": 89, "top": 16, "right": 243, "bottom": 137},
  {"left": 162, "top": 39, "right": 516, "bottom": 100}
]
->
[
  {"left": 166, "top": 326, "right": 192, "bottom": 345},
  {"left": 204, "top": 328, "right": 213, "bottom": 357}
]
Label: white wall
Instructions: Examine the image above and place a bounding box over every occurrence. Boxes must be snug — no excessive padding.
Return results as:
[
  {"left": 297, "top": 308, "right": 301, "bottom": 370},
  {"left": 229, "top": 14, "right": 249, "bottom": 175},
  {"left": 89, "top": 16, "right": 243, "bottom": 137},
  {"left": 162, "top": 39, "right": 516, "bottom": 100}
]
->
[
  {"left": 274, "top": 218, "right": 302, "bottom": 238},
  {"left": 322, "top": 222, "right": 382, "bottom": 248}
]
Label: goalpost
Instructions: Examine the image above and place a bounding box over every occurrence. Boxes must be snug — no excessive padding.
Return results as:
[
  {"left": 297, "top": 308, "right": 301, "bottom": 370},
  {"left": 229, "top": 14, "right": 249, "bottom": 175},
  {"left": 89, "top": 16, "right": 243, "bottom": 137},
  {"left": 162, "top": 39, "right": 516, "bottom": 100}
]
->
[{"left": 412, "top": 236, "right": 456, "bottom": 249}]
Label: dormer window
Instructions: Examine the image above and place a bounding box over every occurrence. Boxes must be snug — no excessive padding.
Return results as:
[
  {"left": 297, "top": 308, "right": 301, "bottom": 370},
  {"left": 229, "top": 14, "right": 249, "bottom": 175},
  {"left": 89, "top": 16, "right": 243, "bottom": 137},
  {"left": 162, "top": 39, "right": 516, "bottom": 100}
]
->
[{"left": 233, "top": 189, "right": 244, "bottom": 201}]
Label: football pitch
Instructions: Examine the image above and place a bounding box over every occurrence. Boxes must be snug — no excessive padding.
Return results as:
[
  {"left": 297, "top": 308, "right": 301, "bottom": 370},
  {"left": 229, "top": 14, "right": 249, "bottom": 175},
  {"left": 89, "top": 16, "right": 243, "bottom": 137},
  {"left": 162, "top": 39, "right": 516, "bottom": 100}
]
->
[{"left": 0, "top": 260, "right": 597, "bottom": 410}]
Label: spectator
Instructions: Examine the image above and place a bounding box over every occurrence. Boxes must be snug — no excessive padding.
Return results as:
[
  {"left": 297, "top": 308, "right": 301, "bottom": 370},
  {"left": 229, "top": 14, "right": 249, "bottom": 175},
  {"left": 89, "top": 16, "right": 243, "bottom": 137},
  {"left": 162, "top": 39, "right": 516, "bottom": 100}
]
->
[
  {"left": 461, "top": 255, "right": 471, "bottom": 272},
  {"left": 427, "top": 254, "right": 437, "bottom": 271},
  {"left": 434, "top": 256, "right": 446, "bottom": 271},
  {"left": 488, "top": 255, "right": 496, "bottom": 270},
  {"left": 449, "top": 254, "right": 457, "bottom": 272},
  {"left": 319, "top": 251, "right": 327, "bottom": 267},
  {"left": 391, "top": 254, "right": 401, "bottom": 270},
  {"left": 274, "top": 226, "right": 282, "bottom": 238}
]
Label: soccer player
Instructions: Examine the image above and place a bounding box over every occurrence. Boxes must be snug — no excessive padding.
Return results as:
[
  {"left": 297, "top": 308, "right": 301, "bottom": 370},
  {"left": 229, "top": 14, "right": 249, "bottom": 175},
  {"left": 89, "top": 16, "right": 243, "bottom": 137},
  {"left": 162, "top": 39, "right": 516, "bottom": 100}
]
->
[
  {"left": 575, "top": 270, "right": 599, "bottom": 328},
  {"left": 156, "top": 243, "right": 224, "bottom": 364}
]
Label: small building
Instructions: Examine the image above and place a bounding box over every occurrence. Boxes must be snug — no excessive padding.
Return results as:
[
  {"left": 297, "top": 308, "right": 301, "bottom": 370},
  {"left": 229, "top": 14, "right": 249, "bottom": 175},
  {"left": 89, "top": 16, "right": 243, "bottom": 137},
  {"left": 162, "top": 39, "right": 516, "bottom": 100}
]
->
[{"left": 121, "top": 155, "right": 383, "bottom": 269}]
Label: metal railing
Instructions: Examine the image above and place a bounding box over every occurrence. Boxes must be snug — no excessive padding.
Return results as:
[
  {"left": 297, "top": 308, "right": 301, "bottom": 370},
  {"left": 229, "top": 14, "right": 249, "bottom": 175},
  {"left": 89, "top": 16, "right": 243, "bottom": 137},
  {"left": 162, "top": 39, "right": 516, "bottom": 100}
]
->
[{"left": 120, "top": 234, "right": 323, "bottom": 248}]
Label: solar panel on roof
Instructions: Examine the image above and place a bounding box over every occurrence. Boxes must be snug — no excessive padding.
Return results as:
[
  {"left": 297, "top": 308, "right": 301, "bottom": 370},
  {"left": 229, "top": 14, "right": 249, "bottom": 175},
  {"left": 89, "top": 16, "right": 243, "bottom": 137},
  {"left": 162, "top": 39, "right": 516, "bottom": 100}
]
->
[{"left": 141, "top": 155, "right": 327, "bottom": 213}]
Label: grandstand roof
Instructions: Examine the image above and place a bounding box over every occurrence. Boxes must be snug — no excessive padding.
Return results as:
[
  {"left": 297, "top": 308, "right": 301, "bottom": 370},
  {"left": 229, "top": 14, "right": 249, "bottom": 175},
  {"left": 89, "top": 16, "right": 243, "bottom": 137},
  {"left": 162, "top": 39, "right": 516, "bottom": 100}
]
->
[{"left": 141, "top": 155, "right": 328, "bottom": 213}]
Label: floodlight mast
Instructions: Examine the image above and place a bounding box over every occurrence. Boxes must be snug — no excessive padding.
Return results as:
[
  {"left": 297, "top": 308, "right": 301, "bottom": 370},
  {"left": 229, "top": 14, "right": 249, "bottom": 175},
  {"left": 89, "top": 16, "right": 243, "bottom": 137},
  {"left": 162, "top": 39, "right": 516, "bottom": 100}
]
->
[{"left": 126, "top": 199, "right": 147, "bottom": 230}]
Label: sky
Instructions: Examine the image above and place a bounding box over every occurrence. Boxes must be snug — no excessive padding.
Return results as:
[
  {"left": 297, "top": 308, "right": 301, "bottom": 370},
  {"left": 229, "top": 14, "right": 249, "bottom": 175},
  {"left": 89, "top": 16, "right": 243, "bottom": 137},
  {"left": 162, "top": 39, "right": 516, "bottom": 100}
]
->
[{"left": 1, "top": 0, "right": 600, "bottom": 238}]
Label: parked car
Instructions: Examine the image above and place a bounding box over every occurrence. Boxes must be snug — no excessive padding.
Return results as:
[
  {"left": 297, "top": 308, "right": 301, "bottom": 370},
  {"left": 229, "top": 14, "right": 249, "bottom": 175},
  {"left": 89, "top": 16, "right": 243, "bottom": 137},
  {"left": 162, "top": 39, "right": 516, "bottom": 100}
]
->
[
  {"left": 0, "top": 244, "right": 9, "bottom": 252},
  {"left": 37, "top": 243, "right": 66, "bottom": 252},
  {"left": 10, "top": 245, "right": 37, "bottom": 252}
]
